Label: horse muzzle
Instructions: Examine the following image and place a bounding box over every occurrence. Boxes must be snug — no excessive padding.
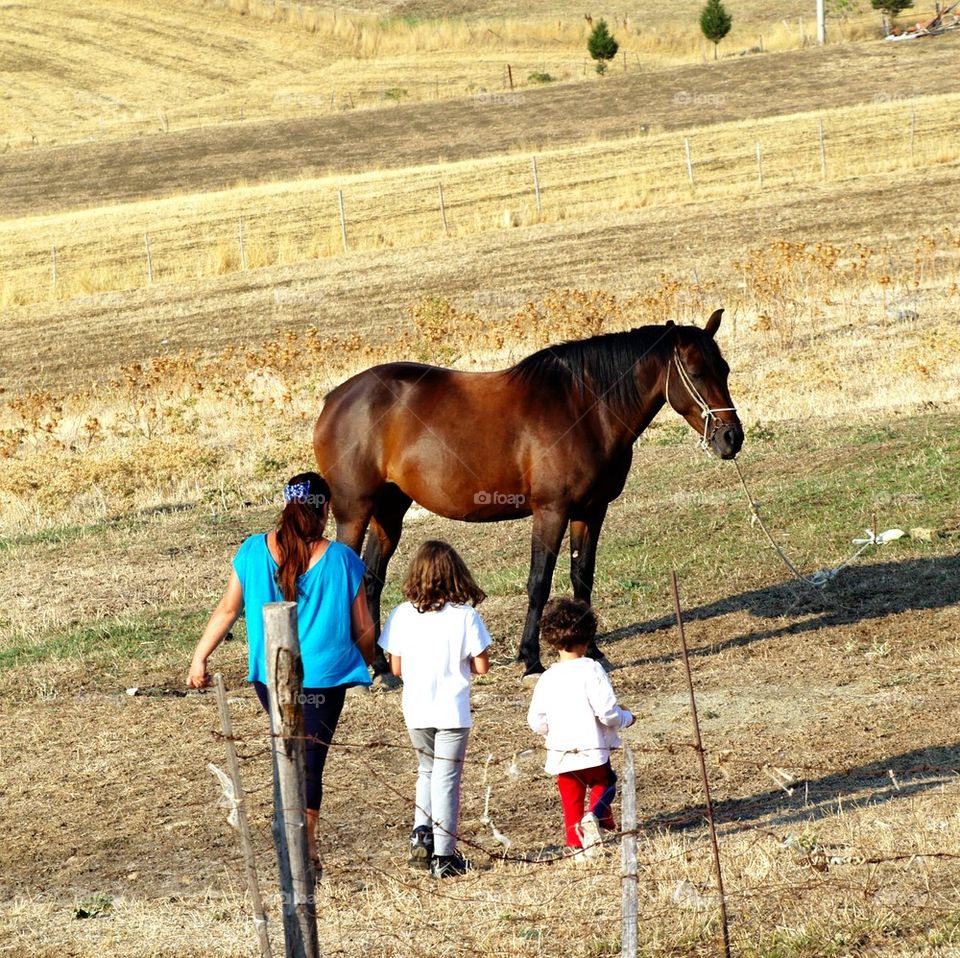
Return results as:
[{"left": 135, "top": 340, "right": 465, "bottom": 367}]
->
[{"left": 712, "top": 421, "right": 744, "bottom": 460}]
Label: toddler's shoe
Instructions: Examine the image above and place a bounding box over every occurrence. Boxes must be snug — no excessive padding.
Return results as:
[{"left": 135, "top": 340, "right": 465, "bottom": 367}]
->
[
  {"left": 578, "top": 812, "right": 603, "bottom": 858},
  {"left": 431, "top": 851, "right": 471, "bottom": 878},
  {"left": 409, "top": 826, "right": 434, "bottom": 869}
]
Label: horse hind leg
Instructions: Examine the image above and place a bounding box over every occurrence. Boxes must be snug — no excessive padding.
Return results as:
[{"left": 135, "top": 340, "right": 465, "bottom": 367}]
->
[{"left": 362, "top": 485, "right": 412, "bottom": 686}]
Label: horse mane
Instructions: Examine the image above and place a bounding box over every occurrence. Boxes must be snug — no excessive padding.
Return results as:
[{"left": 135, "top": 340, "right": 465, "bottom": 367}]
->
[{"left": 506, "top": 325, "right": 672, "bottom": 416}]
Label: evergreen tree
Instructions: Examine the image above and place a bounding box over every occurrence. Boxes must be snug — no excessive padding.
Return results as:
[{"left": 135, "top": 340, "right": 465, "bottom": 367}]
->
[
  {"left": 699, "top": 0, "right": 732, "bottom": 59},
  {"left": 870, "top": 0, "right": 913, "bottom": 34},
  {"left": 587, "top": 19, "right": 619, "bottom": 75}
]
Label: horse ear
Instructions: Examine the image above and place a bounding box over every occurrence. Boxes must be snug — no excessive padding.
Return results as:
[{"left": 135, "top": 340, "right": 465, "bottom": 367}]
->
[{"left": 704, "top": 309, "right": 723, "bottom": 337}]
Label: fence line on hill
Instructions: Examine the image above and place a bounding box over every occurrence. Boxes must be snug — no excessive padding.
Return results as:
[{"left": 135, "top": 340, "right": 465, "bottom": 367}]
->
[
  {"left": 35, "top": 57, "right": 619, "bottom": 153},
  {"left": 8, "top": 99, "right": 952, "bottom": 308}
]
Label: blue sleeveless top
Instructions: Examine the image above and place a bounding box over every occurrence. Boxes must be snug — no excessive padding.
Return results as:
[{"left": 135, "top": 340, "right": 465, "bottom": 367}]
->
[{"left": 232, "top": 535, "right": 371, "bottom": 689}]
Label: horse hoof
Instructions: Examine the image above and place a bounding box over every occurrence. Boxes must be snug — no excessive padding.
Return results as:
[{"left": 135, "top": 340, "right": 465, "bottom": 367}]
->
[
  {"left": 371, "top": 672, "right": 402, "bottom": 692},
  {"left": 520, "top": 672, "right": 542, "bottom": 690}
]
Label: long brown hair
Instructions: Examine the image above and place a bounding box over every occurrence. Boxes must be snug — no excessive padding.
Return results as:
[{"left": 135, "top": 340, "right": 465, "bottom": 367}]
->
[
  {"left": 403, "top": 539, "right": 486, "bottom": 613},
  {"left": 275, "top": 472, "right": 330, "bottom": 601}
]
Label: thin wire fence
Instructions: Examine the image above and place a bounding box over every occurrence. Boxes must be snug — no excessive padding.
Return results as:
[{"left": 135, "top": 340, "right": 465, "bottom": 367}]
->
[
  {"left": 208, "top": 717, "right": 960, "bottom": 867},
  {"left": 201, "top": 711, "right": 960, "bottom": 956},
  {"left": 4, "top": 96, "right": 957, "bottom": 306}
]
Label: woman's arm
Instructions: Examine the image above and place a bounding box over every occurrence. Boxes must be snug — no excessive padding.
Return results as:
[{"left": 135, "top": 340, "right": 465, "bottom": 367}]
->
[
  {"left": 187, "top": 571, "right": 244, "bottom": 688},
  {"left": 470, "top": 650, "right": 490, "bottom": 675},
  {"left": 350, "top": 589, "right": 376, "bottom": 665}
]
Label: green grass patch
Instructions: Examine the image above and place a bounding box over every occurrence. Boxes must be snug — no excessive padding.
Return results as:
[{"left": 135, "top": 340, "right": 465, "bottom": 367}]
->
[
  {"left": 0, "top": 607, "right": 208, "bottom": 674},
  {"left": 5, "top": 413, "right": 957, "bottom": 683},
  {"left": 0, "top": 520, "right": 111, "bottom": 551}
]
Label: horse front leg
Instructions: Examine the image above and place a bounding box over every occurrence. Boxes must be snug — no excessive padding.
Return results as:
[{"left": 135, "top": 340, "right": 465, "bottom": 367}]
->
[
  {"left": 362, "top": 487, "right": 412, "bottom": 686},
  {"left": 570, "top": 503, "right": 613, "bottom": 671},
  {"left": 517, "top": 507, "right": 569, "bottom": 681}
]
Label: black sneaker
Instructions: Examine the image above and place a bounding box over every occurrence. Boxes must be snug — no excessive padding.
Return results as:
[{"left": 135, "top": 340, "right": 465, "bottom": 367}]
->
[
  {"left": 409, "top": 826, "right": 434, "bottom": 869},
  {"left": 430, "top": 851, "right": 471, "bottom": 878}
]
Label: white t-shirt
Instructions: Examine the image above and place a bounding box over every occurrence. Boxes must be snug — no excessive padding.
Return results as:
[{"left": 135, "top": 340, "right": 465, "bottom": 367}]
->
[
  {"left": 378, "top": 601, "right": 492, "bottom": 729},
  {"left": 527, "top": 657, "right": 633, "bottom": 775}
]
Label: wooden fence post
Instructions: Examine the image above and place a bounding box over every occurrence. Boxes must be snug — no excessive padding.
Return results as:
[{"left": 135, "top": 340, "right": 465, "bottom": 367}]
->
[
  {"left": 620, "top": 745, "right": 638, "bottom": 958},
  {"left": 438, "top": 182, "right": 449, "bottom": 235},
  {"left": 755, "top": 141, "right": 764, "bottom": 187},
  {"left": 239, "top": 216, "right": 248, "bottom": 270},
  {"left": 214, "top": 673, "right": 273, "bottom": 958},
  {"left": 144, "top": 232, "right": 154, "bottom": 284},
  {"left": 684, "top": 137, "right": 695, "bottom": 187},
  {"left": 51, "top": 245, "right": 58, "bottom": 292},
  {"left": 531, "top": 156, "right": 542, "bottom": 213},
  {"left": 264, "top": 602, "right": 320, "bottom": 958},
  {"left": 337, "top": 190, "right": 348, "bottom": 253}
]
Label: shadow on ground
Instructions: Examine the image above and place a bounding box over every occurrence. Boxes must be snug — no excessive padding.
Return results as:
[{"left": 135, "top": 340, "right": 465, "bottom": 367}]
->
[
  {"left": 644, "top": 741, "right": 960, "bottom": 833},
  {"left": 601, "top": 553, "right": 960, "bottom": 669}
]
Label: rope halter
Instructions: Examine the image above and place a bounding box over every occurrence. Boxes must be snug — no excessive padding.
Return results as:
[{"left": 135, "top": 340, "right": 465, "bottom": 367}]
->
[{"left": 665, "top": 349, "right": 738, "bottom": 452}]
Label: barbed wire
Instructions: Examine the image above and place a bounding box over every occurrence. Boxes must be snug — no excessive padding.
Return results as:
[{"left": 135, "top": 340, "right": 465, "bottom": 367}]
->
[
  {"left": 193, "top": 685, "right": 960, "bottom": 958},
  {"left": 213, "top": 725, "right": 960, "bottom": 779},
  {"left": 206, "top": 721, "right": 960, "bottom": 869}
]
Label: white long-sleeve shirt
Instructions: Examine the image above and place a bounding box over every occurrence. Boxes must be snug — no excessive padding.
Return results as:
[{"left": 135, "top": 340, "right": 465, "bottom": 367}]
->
[{"left": 527, "top": 657, "right": 633, "bottom": 775}]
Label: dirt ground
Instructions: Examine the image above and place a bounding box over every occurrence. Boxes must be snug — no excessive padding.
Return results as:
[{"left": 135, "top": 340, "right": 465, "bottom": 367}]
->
[
  {"left": 3, "top": 34, "right": 958, "bottom": 220},
  {"left": 1, "top": 431, "right": 959, "bottom": 956},
  {"left": 3, "top": 10, "right": 960, "bottom": 955}
]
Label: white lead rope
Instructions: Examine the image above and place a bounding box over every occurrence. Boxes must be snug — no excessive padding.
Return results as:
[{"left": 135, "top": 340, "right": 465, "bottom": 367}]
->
[
  {"left": 669, "top": 350, "right": 902, "bottom": 588},
  {"left": 733, "top": 448, "right": 904, "bottom": 590}
]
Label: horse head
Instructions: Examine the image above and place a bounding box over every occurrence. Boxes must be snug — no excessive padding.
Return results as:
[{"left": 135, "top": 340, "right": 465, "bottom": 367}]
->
[{"left": 664, "top": 309, "right": 743, "bottom": 460}]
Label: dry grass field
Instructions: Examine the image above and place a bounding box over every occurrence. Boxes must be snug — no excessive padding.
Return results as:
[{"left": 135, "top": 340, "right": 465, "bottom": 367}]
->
[
  {"left": 2, "top": 2, "right": 960, "bottom": 956},
  {"left": 1, "top": 0, "right": 887, "bottom": 151},
  {"left": 5, "top": 31, "right": 958, "bottom": 220}
]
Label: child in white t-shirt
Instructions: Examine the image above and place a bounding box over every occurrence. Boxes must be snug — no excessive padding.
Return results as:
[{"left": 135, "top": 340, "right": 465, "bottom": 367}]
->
[
  {"left": 527, "top": 597, "right": 634, "bottom": 857},
  {"left": 378, "top": 540, "right": 491, "bottom": 878}
]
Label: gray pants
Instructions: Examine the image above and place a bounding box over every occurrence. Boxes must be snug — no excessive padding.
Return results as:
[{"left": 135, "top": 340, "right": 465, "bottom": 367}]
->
[{"left": 407, "top": 727, "right": 470, "bottom": 856}]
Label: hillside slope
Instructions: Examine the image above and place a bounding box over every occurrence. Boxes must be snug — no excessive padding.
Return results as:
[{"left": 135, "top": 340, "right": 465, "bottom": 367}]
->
[{"left": 3, "top": 34, "right": 959, "bottom": 219}]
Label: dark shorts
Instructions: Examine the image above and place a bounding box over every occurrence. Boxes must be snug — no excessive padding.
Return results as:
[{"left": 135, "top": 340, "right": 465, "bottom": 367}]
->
[{"left": 252, "top": 681, "right": 347, "bottom": 811}]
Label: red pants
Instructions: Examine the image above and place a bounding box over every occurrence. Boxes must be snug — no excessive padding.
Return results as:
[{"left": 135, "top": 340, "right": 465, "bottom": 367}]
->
[{"left": 556, "top": 762, "right": 617, "bottom": 847}]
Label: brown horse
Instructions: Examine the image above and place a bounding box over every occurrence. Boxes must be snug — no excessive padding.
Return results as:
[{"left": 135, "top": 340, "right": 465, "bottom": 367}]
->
[{"left": 313, "top": 309, "right": 743, "bottom": 677}]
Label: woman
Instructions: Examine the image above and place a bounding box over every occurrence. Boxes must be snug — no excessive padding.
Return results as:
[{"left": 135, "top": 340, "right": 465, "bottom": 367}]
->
[{"left": 187, "top": 471, "right": 375, "bottom": 871}]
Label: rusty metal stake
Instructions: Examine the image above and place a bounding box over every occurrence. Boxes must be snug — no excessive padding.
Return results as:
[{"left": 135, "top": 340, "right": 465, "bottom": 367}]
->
[{"left": 671, "top": 570, "right": 731, "bottom": 958}]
